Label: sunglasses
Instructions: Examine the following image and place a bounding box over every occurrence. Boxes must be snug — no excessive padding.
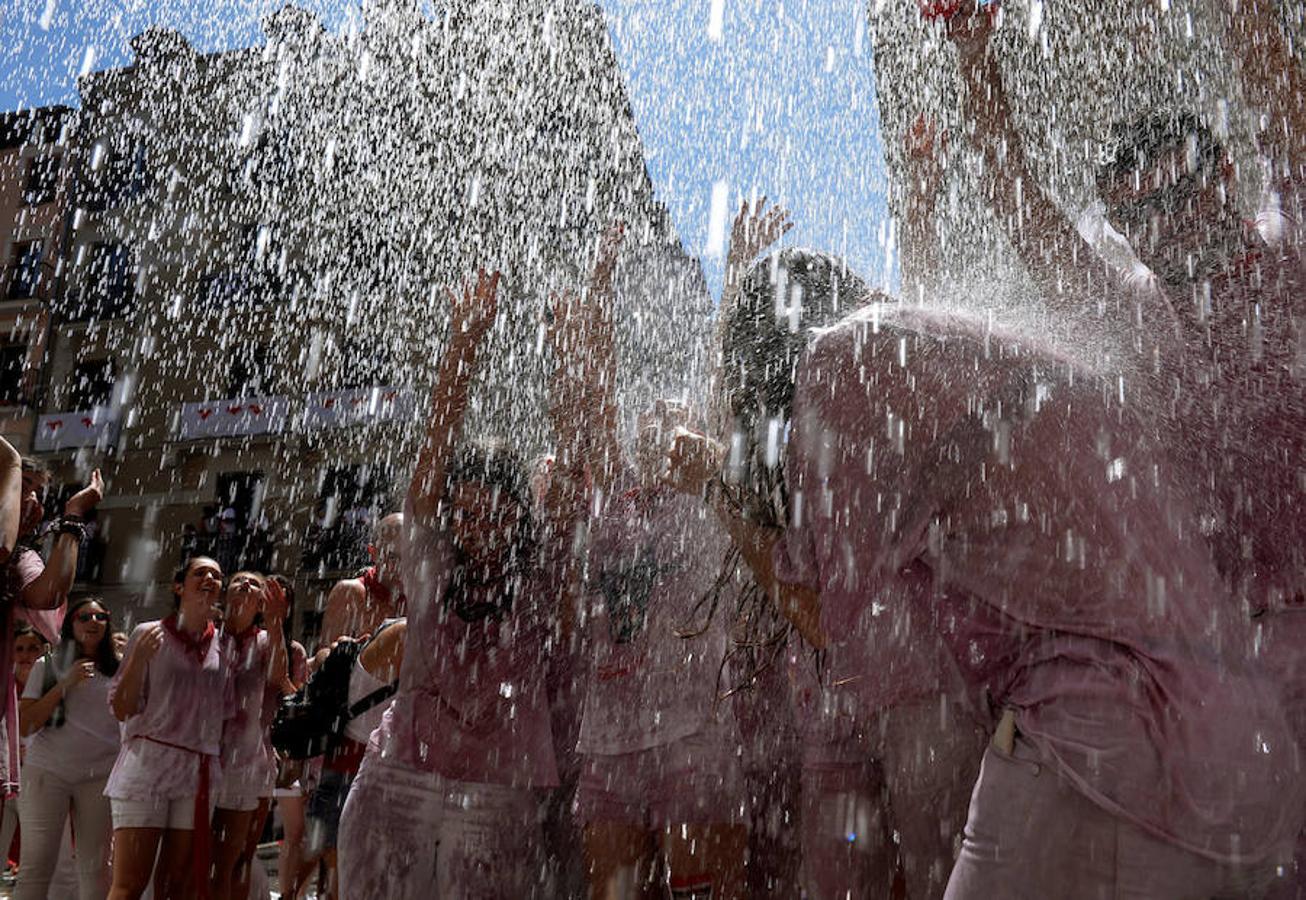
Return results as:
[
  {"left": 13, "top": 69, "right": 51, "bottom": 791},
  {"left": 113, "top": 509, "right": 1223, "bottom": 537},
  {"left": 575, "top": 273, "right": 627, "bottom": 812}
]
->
[{"left": 76, "top": 611, "right": 109, "bottom": 624}]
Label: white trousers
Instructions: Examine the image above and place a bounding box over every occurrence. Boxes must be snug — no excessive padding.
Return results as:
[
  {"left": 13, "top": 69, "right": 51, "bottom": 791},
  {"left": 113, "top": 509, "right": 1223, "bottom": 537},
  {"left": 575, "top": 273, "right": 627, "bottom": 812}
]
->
[
  {"left": 16, "top": 767, "right": 111, "bottom": 900},
  {"left": 336, "top": 752, "right": 546, "bottom": 900}
]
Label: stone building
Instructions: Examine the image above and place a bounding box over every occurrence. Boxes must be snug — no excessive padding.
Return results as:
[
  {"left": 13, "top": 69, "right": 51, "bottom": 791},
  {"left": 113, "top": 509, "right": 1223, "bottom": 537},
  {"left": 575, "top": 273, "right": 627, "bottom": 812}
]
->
[
  {"left": 32, "top": 0, "right": 710, "bottom": 637},
  {"left": 0, "top": 106, "right": 73, "bottom": 454}
]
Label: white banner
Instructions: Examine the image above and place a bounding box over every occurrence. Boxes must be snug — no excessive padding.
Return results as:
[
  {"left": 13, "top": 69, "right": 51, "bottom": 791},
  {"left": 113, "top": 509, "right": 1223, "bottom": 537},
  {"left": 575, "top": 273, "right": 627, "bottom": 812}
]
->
[
  {"left": 33, "top": 407, "right": 119, "bottom": 452},
  {"left": 177, "top": 396, "right": 288, "bottom": 440},
  {"left": 300, "top": 387, "right": 414, "bottom": 431}
]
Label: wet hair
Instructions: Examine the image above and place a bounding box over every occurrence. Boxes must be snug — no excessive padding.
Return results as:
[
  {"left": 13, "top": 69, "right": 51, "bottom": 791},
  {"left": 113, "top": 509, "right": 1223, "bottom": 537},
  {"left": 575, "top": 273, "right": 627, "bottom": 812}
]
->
[
  {"left": 1095, "top": 111, "right": 1223, "bottom": 191},
  {"left": 59, "top": 596, "right": 119, "bottom": 677},
  {"left": 703, "top": 249, "right": 877, "bottom": 692},
  {"left": 722, "top": 248, "right": 875, "bottom": 527},
  {"left": 443, "top": 440, "right": 535, "bottom": 623},
  {"left": 172, "top": 555, "right": 222, "bottom": 610}
]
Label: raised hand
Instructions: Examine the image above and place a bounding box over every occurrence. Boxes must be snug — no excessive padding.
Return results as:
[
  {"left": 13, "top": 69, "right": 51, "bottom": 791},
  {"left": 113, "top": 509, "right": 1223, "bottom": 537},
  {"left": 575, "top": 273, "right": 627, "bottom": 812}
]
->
[
  {"left": 132, "top": 624, "right": 166, "bottom": 664},
  {"left": 727, "top": 197, "right": 794, "bottom": 274},
  {"left": 446, "top": 268, "right": 501, "bottom": 346},
  {"left": 64, "top": 469, "right": 104, "bottom": 518},
  {"left": 59, "top": 659, "right": 96, "bottom": 692},
  {"left": 264, "top": 578, "right": 288, "bottom": 627}
]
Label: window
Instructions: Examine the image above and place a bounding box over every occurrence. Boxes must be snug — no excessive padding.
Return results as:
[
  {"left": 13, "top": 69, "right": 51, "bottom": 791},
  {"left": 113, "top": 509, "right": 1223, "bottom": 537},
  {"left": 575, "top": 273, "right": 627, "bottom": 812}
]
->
[
  {"left": 0, "top": 343, "right": 27, "bottom": 406},
  {"left": 185, "top": 471, "right": 272, "bottom": 573},
  {"left": 7, "top": 241, "right": 42, "bottom": 299},
  {"left": 226, "top": 344, "right": 271, "bottom": 398},
  {"left": 68, "top": 359, "right": 114, "bottom": 410},
  {"left": 82, "top": 242, "right": 134, "bottom": 317},
  {"left": 301, "top": 463, "right": 392, "bottom": 572},
  {"left": 22, "top": 156, "right": 58, "bottom": 206},
  {"left": 216, "top": 471, "right": 265, "bottom": 531},
  {"left": 80, "top": 140, "right": 148, "bottom": 212}
]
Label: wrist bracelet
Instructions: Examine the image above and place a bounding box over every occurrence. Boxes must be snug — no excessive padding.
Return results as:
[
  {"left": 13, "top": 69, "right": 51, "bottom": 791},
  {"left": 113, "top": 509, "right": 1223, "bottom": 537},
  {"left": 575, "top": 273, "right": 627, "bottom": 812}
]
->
[{"left": 57, "top": 518, "right": 88, "bottom": 542}]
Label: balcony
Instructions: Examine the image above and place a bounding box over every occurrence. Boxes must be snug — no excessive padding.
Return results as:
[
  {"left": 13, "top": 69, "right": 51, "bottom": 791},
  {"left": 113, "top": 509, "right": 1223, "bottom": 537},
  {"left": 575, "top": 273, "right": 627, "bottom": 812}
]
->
[
  {"left": 33, "top": 406, "right": 119, "bottom": 452},
  {"left": 300, "top": 387, "right": 413, "bottom": 432},
  {"left": 176, "top": 395, "right": 289, "bottom": 441}
]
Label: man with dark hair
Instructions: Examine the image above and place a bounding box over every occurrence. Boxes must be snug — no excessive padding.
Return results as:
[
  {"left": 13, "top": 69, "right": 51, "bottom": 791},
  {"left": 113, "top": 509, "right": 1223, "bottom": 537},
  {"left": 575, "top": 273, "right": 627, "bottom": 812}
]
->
[{"left": 10, "top": 465, "right": 103, "bottom": 643}]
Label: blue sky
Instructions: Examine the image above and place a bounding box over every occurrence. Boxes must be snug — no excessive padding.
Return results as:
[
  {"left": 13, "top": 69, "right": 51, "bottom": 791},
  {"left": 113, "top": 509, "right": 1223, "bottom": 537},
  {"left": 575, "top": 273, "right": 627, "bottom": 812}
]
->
[{"left": 0, "top": 0, "right": 889, "bottom": 294}]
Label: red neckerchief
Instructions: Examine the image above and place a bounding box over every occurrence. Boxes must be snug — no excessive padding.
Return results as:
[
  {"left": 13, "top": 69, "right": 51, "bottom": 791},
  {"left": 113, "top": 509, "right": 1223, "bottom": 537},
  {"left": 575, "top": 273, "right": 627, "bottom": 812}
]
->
[
  {"left": 227, "top": 621, "right": 261, "bottom": 658},
  {"left": 361, "top": 567, "right": 406, "bottom": 617},
  {"left": 161, "top": 614, "right": 215, "bottom": 664}
]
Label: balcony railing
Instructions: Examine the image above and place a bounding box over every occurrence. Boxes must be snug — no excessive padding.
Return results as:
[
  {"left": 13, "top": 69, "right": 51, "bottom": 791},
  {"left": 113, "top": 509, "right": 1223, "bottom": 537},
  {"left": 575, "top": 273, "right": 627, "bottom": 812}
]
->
[
  {"left": 176, "top": 395, "right": 289, "bottom": 441},
  {"left": 299, "top": 521, "right": 371, "bottom": 573},
  {"left": 33, "top": 406, "right": 119, "bottom": 452}
]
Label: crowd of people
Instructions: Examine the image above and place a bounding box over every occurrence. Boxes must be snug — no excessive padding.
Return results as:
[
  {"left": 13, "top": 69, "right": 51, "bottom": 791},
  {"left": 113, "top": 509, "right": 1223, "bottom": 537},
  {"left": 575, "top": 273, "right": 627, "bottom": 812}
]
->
[{"left": 0, "top": 2, "right": 1302, "bottom": 898}]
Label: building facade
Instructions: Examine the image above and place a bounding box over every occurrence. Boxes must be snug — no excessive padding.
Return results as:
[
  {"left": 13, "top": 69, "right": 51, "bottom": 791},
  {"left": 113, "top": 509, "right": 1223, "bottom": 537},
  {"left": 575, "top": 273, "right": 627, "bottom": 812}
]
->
[
  {"left": 0, "top": 106, "right": 72, "bottom": 455},
  {"left": 26, "top": 1, "right": 711, "bottom": 640}
]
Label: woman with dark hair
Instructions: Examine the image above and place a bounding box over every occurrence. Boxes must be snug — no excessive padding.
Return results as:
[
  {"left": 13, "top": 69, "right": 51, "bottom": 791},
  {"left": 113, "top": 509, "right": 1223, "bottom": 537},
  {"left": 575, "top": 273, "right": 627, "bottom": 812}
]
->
[
  {"left": 336, "top": 270, "right": 560, "bottom": 898},
  {"left": 105, "top": 555, "right": 227, "bottom": 900},
  {"left": 668, "top": 238, "right": 994, "bottom": 898},
  {"left": 17, "top": 596, "right": 121, "bottom": 899},
  {"left": 211, "top": 570, "right": 288, "bottom": 900}
]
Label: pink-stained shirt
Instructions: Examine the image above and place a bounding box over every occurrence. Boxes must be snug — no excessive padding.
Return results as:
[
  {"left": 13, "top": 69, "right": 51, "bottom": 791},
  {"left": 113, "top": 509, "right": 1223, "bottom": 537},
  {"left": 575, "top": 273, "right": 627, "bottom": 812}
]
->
[
  {"left": 105, "top": 620, "right": 229, "bottom": 800},
  {"left": 217, "top": 628, "right": 276, "bottom": 798},
  {"left": 0, "top": 546, "right": 58, "bottom": 793},
  {"left": 8, "top": 548, "right": 63, "bottom": 645},
  {"left": 367, "top": 498, "right": 558, "bottom": 788},
  {"left": 578, "top": 485, "right": 736, "bottom": 756},
  {"left": 774, "top": 300, "right": 1302, "bottom": 865}
]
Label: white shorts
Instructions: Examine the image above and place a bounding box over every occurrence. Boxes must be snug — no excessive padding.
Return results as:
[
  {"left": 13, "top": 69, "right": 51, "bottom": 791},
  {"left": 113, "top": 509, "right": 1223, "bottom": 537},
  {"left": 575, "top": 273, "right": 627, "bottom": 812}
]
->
[
  {"left": 111, "top": 795, "right": 207, "bottom": 830},
  {"left": 213, "top": 783, "right": 262, "bottom": 813}
]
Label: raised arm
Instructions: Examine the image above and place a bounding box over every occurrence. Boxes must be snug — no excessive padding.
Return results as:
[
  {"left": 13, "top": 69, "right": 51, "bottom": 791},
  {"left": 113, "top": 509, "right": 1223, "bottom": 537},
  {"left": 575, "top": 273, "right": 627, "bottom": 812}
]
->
[
  {"left": 110, "top": 624, "right": 164, "bottom": 721},
  {"left": 900, "top": 114, "right": 949, "bottom": 300},
  {"left": 408, "top": 269, "right": 501, "bottom": 525},
  {"left": 663, "top": 428, "right": 825, "bottom": 648},
  {"left": 20, "top": 657, "right": 97, "bottom": 736},
  {"left": 1229, "top": 0, "right": 1306, "bottom": 173},
  {"left": 22, "top": 469, "right": 103, "bottom": 610},
  {"left": 0, "top": 438, "right": 20, "bottom": 565},
  {"left": 941, "top": 5, "right": 1098, "bottom": 299},
  {"left": 541, "top": 226, "right": 626, "bottom": 640},
  {"left": 545, "top": 223, "right": 625, "bottom": 494},
  {"left": 263, "top": 578, "right": 291, "bottom": 695}
]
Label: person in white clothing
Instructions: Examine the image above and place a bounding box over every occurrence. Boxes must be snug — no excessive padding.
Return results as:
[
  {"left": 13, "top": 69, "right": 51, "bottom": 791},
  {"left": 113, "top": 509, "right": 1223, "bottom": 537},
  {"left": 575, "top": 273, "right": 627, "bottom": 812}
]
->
[{"left": 17, "top": 597, "right": 123, "bottom": 900}]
